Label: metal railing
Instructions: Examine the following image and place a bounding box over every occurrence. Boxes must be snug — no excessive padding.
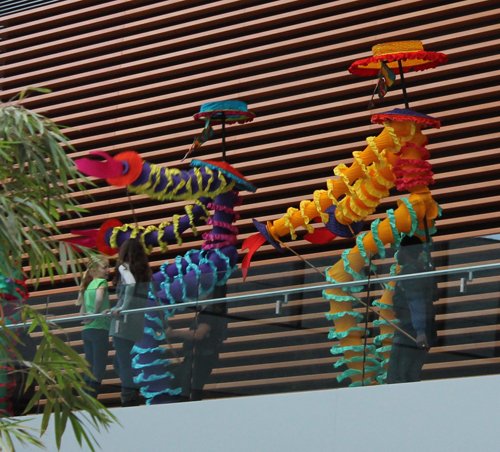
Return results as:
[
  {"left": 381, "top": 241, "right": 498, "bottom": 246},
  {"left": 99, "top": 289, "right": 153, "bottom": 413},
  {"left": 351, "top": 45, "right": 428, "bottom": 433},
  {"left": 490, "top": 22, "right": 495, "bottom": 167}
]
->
[{"left": 6, "top": 261, "right": 500, "bottom": 329}]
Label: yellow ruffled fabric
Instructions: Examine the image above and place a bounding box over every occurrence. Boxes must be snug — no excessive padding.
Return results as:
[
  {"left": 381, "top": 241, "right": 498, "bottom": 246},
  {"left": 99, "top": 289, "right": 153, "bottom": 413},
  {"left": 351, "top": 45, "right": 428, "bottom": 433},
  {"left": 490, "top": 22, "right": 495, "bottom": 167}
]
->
[
  {"left": 326, "top": 180, "right": 340, "bottom": 206},
  {"left": 314, "top": 190, "right": 330, "bottom": 223},
  {"left": 299, "top": 200, "right": 315, "bottom": 233},
  {"left": 107, "top": 201, "right": 208, "bottom": 254},
  {"left": 127, "top": 164, "right": 236, "bottom": 202},
  {"left": 333, "top": 163, "right": 352, "bottom": 188},
  {"left": 333, "top": 122, "right": 418, "bottom": 225},
  {"left": 172, "top": 214, "right": 182, "bottom": 246},
  {"left": 185, "top": 205, "right": 198, "bottom": 237},
  {"left": 109, "top": 224, "right": 136, "bottom": 249},
  {"left": 267, "top": 120, "right": 423, "bottom": 239},
  {"left": 156, "top": 221, "right": 172, "bottom": 253},
  {"left": 283, "top": 207, "right": 300, "bottom": 240},
  {"left": 141, "top": 225, "right": 159, "bottom": 252}
]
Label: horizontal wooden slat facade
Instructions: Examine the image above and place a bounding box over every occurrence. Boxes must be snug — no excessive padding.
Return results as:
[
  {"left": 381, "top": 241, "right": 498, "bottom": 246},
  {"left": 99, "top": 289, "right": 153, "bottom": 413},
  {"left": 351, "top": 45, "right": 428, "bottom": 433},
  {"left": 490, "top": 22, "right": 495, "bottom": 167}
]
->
[
  {"left": 0, "top": 0, "right": 63, "bottom": 17},
  {"left": 1, "top": 0, "right": 499, "bottom": 406}
]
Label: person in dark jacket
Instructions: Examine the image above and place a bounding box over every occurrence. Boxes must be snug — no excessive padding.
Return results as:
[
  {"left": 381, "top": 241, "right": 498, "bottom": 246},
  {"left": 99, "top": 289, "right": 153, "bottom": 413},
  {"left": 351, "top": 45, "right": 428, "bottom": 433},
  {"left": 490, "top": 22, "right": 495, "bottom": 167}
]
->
[
  {"left": 166, "top": 285, "right": 228, "bottom": 401},
  {"left": 387, "top": 235, "right": 437, "bottom": 384}
]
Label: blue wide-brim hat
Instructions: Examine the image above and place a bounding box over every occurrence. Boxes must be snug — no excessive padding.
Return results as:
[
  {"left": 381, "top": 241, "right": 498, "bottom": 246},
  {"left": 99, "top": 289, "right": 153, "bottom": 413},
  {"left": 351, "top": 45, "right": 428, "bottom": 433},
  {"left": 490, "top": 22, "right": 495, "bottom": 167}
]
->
[
  {"left": 324, "top": 205, "right": 364, "bottom": 238},
  {"left": 193, "top": 100, "right": 255, "bottom": 124},
  {"left": 252, "top": 219, "right": 283, "bottom": 252}
]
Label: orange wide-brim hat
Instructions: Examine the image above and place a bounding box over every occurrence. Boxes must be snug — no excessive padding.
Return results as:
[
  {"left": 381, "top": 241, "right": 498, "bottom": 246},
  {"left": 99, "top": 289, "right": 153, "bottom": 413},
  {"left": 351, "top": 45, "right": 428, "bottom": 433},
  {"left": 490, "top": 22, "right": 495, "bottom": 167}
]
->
[{"left": 349, "top": 40, "right": 448, "bottom": 77}]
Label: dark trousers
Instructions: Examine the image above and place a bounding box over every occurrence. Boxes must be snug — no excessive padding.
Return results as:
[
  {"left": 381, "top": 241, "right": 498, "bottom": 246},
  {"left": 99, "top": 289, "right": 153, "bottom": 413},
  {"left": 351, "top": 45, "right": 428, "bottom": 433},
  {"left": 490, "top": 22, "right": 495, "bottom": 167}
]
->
[
  {"left": 82, "top": 328, "right": 110, "bottom": 397},
  {"left": 113, "top": 336, "right": 138, "bottom": 402},
  {"left": 173, "top": 350, "right": 219, "bottom": 401},
  {"left": 387, "top": 332, "right": 428, "bottom": 384}
]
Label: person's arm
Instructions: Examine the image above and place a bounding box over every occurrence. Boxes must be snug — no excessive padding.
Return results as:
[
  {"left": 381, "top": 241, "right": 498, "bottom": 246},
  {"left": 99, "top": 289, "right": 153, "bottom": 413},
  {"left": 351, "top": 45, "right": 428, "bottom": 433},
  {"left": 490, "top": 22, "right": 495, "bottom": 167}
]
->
[
  {"left": 408, "top": 295, "right": 429, "bottom": 349},
  {"left": 400, "top": 265, "right": 430, "bottom": 349},
  {"left": 83, "top": 282, "right": 108, "bottom": 323},
  {"left": 111, "top": 264, "right": 136, "bottom": 316},
  {"left": 118, "top": 264, "right": 136, "bottom": 285},
  {"left": 165, "top": 323, "right": 211, "bottom": 342},
  {"left": 93, "top": 286, "right": 106, "bottom": 313}
]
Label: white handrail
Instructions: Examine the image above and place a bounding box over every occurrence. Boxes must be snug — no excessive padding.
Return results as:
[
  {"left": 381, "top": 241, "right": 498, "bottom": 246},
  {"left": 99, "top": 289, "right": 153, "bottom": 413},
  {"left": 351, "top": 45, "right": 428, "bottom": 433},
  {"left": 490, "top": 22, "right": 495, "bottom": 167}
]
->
[{"left": 6, "top": 261, "right": 500, "bottom": 329}]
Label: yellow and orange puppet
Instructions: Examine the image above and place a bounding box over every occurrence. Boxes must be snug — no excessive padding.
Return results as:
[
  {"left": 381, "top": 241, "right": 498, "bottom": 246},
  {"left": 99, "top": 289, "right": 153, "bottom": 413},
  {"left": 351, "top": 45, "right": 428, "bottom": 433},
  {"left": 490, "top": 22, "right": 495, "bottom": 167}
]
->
[{"left": 243, "top": 41, "right": 447, "bottom": 385}]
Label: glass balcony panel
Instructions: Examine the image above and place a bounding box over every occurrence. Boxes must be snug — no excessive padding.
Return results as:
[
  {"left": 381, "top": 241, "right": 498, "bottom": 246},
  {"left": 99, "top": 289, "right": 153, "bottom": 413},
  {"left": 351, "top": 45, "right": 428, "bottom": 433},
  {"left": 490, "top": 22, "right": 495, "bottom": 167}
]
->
[
  {"left": 361, "top": 235, "right": 500, "bottom": 385},
  {"left": 425, "top": 235, "right": 500, "bottom": 382},
  {"left": 5, "top": 234, "right": 499, "bottom": 411},
  {"left": 184, "top": 248, "right": 372, "bottom": 399}
]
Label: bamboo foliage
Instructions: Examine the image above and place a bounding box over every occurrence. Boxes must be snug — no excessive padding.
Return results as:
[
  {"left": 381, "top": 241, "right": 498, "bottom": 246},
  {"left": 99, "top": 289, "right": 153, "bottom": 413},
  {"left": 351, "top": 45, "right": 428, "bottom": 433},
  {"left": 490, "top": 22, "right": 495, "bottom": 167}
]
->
[
  {"left": 0, "top": 89, "right": 93, "bottom": 284},
  {"left": 0, "top": 307, "right": 119, "bottom": 452},
  {"left": 0, "top": 91, "right": 117, "bottom": 451}
]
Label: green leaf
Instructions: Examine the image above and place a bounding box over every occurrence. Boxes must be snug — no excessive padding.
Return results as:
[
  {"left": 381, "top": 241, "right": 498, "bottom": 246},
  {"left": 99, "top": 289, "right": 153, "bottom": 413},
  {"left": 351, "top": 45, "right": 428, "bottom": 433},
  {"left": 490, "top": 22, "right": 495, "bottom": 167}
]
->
[
  {"left": 61, "top": 403, "right": 70, "bottom": 436},
  {"left": 67, "top": 246, "right": 79, "bottom": 284},
  {"left": 59, "top": 242, "right": 68, "bottom": 274},
  {"left": 0, "top": 418, "right": 46, "bottom": 450},
  {"left": 23, "top": 387, "right": 44, "bottom": 413},
  {"left": 41, "top": 398, "right": 53, "bottom": 435},
  {"left": 54, "top": 401, "right": 62, "bottom": 449},
  {"left": 68, "top": 414, "right": 83, "bottom": 447},
  {"left": 2, "top": 428, "right": 15, "bottom": 452}
]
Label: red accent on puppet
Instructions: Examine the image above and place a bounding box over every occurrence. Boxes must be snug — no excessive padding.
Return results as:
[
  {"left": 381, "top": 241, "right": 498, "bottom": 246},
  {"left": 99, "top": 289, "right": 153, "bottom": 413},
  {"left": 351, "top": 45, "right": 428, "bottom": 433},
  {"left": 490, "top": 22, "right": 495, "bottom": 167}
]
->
[
  {"left": 202, "top": 160, "right": 251, "bottom": 184},
  {"left": 97, "top": 219, "right": 123, "bottom": 256},
  {"left": 106, "top": 151, "right": 144, "bottom": 187},
  {"left": 304, "top": 228, "right": 337, "bottom": 244},
  {"left": 65, "top": 229, "right": 100, "bottom": 249},
  {"left": 75, "top": 151, "right": 124, "bottom": 179},
  {"left": 241, "top": 233, "right": 267, "bottom": 281}
]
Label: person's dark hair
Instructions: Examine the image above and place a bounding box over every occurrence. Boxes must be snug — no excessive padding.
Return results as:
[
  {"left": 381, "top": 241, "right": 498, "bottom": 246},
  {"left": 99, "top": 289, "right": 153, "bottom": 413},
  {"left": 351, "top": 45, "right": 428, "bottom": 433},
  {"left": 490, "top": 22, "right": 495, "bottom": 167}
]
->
[
  {"left": 113, "top": 238, "right": 152, "bottom": 285},
  {"left": 399, "top": 235, "right": 424, "bottom": 261}
]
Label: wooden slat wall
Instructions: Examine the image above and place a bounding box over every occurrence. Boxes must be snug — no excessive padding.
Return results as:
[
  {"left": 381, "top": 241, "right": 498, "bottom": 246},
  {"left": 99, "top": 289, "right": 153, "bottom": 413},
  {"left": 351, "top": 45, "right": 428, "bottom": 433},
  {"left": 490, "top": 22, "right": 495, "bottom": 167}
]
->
[
  {"left": 0, "top": 0, "right": 63, "bottom": 17},
  {"left": 2, "top": 0, "right": 499, "bottom": 405}
]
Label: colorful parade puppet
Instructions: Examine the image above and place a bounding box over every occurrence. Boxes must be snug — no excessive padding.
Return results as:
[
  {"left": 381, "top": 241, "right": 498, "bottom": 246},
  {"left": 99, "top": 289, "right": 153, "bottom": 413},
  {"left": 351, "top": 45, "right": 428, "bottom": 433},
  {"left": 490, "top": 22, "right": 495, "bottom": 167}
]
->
[
  {"left": 74, "top": 100, "right": 256, "bottom": 403},
  {"left": 242, "top": 41, "right": 447, "bottom": 385},
  {"left": 0, "top": 271, "right": 30, "bottom": 415}
]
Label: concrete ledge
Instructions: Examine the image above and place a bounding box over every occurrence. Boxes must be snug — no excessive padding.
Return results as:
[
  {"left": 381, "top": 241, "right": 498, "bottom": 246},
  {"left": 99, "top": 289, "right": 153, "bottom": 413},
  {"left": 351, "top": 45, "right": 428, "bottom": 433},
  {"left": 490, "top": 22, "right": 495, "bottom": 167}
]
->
[{"left": 16, "top": 374, "right": 500, "bottom": 452}]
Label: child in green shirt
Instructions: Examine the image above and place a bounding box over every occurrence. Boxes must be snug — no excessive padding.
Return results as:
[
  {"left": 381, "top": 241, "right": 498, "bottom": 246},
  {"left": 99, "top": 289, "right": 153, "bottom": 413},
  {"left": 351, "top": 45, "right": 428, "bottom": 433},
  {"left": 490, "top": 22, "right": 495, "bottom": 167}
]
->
[{"left": 77, "top": 256, "right": 111, "bottom": 398}]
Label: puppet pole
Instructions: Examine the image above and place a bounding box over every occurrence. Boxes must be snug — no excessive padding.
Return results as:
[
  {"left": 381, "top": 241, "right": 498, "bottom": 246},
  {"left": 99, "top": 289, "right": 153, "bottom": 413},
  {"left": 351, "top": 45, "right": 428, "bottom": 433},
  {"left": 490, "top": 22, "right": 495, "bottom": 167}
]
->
[
  {"left": 221, "top": 112, "right": 227, "bottom": 162},
  {"left": 125, "top": 187, "right": 139, "bottom": 228},
  {"left": 278, "top": 240, "right": 416, "bottom": 343},
  {"left": 351, "top": 293, "right": 416, "bottom": 343},
  {"left": 278, "top": 239, "right": 325, "bottom": 279},
  {"left": 398, "top": 60, "right": 410, "bottom": 109},
  {"left": 361, "top": 251, "right": 372, "bottom": 385}
]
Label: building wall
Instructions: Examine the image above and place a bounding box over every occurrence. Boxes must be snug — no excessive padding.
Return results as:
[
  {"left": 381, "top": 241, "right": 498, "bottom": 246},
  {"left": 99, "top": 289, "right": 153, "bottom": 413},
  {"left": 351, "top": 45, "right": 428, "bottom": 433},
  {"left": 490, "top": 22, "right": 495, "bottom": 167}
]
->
[
  {"left": 2, "top": 0, "right": 500, "bottom": 405},
  {"left": 16, "top": 374, "right": 500, "bottom": 452}
]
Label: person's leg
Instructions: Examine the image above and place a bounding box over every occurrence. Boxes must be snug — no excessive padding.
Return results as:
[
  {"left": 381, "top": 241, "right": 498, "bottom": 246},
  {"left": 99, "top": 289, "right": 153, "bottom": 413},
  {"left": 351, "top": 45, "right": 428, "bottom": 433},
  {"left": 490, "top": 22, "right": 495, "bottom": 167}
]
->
[
  {"left": 82, "top": 329, "right": 97, "bottom": 396},
  {"left": 386, "top": 328, "right": 415, "bottom": 385},
  {"left": 403, "top": 347, "right": 428, "bottom": 382},
  {"left": 113, "top": 342, "right": 121, "bottom": 380},
  {"left": 386, "top": 341, "right": 405, "bottom": 384},
  {"left": 89, "top": 329, "right": 110, "bottom": 395},
  {"left": 83, "top": 329, "right": 110, "bottom": 397},
  {"left": 113, "top": 337, "right": 139, "bottom": 405},
  {"left": 388, "top": 335, "right": 428, "bottom": 384},
  {"left": 172, "top": 354, "right": 193, "bottom": 400},
  {"left": 190, "top": 351, "right": 218, "bottom": 401}
]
